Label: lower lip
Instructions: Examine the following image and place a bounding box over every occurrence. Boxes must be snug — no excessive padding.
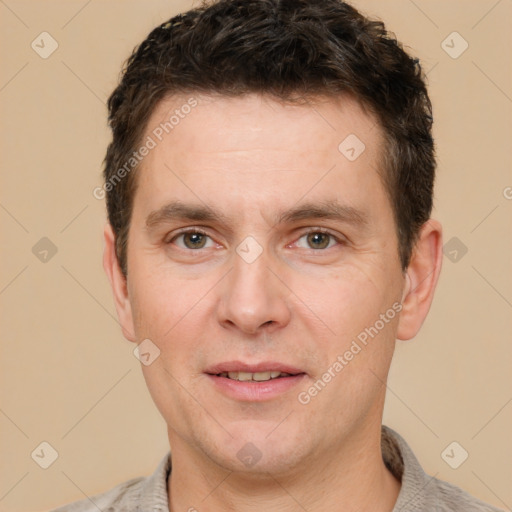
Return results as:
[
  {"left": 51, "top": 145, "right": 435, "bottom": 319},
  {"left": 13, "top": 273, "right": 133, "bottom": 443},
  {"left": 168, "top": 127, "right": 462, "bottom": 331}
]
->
[{"left": 206, "top": 374, "right": 306, "bottom": 401}]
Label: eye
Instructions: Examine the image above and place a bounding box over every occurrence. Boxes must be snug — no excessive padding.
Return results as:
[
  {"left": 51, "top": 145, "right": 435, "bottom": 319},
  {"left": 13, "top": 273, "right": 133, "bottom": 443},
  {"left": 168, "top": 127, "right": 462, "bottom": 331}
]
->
[
  {"left": 169, "top": 229, "right": 216, "bottom": 250},
  {"left": 295, "top": 230, "right": 341, "bottom": 250}
]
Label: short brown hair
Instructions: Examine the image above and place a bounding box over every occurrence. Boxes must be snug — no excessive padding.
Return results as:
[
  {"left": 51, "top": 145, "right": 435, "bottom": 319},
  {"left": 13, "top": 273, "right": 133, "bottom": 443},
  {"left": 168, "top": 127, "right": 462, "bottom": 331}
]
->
[{"left": 104, "top": 0, "right": 435, "bottom": 276}]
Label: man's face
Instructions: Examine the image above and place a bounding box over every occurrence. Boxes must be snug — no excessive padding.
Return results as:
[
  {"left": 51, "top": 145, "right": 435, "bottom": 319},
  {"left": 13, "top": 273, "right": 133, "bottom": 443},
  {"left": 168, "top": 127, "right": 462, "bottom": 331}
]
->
[{"left": 123, "top": 93, "right": 406, "bottom": 474}]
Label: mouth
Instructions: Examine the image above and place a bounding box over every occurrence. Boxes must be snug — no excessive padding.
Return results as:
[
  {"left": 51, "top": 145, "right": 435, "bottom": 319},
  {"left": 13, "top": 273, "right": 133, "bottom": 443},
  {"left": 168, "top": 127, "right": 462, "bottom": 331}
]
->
[
  {"left": 205, "top": 361, "right": 306, "bottom": 401},
  {"left": 215, "top": 370, "right": 298, "bottom": 382}
]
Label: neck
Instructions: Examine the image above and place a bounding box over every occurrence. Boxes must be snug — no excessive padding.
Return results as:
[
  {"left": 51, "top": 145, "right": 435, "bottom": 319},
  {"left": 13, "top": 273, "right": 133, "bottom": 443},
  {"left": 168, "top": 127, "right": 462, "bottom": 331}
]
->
[{"left": 167, "top": 420, "right": 401, "bottom": 512}]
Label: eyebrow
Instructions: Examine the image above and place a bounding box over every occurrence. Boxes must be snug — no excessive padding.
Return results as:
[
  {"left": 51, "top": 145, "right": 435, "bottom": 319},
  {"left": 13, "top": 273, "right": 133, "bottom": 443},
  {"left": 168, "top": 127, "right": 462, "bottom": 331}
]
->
[
  {"left": 276, "top": 200, "right": 369, "bottom": 228},
  {"left": 145, "top": 199, "right": 370, "bottom": 231},
  {"left": 145, "top": 201, "right": 230, "bottom": 229}
]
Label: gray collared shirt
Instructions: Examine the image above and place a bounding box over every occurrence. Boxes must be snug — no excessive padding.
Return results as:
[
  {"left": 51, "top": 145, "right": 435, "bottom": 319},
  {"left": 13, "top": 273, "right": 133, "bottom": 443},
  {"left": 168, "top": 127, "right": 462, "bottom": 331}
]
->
[{"left": 51, "top": 426, "right": 503, "bottom": 511}]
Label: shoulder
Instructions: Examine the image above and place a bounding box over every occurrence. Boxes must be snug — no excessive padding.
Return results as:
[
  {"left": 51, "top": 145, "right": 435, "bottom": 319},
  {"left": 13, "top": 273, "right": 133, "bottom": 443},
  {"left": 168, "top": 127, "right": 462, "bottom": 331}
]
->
[
  {"left": 431, "top": 477, "right": 504, "bottom": 512},
  {"left": 382, "top": 426, "right": 505, "bottom": 512},
  {"left": 50, "top": 452, "right": 172, "bottom": 512},
  {"left": 50, "top": 475, "right": 145, "bottom": 512}
]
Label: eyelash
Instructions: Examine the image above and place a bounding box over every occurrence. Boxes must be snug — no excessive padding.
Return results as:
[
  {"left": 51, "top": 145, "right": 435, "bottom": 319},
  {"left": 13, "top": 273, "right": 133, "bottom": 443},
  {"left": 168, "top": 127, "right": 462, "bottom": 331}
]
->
[{"left": 167, "top": 227, "right": 345, "bottom": 251}]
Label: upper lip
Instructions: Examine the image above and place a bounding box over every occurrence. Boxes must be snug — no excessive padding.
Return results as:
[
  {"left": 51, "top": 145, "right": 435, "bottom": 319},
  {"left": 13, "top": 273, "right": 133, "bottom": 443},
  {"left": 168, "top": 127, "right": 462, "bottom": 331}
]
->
[{"left": 205, "top": 361, "right": 305, "bottom": 375}]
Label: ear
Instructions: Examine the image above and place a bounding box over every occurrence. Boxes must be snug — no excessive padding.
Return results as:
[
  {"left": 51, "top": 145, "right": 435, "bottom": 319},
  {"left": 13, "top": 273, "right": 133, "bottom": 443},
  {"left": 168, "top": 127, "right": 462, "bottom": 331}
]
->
[
  {"left": 103, "top": 223, "right": 136, "bottom": 342},
  {"left": 396, "top": 218, "right": 443, "bottom": 341}
]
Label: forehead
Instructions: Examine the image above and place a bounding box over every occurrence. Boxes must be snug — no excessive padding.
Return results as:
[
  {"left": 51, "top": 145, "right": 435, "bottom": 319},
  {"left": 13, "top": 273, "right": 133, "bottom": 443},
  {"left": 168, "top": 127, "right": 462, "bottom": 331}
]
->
[
  {"left": 133, "top": 92, "right": 389, "bottom": 222},
  {"left": 145, "top": 92, "right": 381, "bottom": 162}
]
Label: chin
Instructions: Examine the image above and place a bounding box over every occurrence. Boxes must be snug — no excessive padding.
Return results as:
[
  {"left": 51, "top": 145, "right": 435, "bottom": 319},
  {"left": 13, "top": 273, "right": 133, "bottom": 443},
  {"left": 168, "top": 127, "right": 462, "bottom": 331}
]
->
[{"left": 202, "top": 423, "right": 311, "bottom": 475}]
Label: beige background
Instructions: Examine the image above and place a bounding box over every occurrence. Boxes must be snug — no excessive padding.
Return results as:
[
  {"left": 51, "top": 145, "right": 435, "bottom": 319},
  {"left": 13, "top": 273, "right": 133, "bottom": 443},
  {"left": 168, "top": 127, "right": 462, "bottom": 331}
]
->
[{"left": 0, "top": 0, "right": 511, "bottom": 511}]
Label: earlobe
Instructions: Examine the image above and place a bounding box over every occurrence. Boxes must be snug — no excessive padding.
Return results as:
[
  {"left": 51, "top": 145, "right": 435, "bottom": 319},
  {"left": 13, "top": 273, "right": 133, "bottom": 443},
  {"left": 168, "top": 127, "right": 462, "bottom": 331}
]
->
[
  {"left": 103, "top": 224, "right": 136, "bottom": 342},
  {"left": 396, "top": 219, "right": 443, "bottom": 341}
]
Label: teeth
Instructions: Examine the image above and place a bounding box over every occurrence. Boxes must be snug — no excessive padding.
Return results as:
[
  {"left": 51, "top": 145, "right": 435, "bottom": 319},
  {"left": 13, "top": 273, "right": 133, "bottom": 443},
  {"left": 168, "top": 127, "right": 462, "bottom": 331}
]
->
[
  {"left": 222, "top": 371, "right": 292, "bottom": 382},
  {"left": 253, "top": 371, "right": 271, "bottom": 381}
]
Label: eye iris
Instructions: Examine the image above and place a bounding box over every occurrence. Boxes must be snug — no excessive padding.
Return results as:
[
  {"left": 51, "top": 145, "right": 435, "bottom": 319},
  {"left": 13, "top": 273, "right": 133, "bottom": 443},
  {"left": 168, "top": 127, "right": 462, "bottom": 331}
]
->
[
  {"left": 307, "top": 232, "right": 330, "bottom": 249},
  {"left": 184, "top": 232, "right": 206, "bottom": 249}
]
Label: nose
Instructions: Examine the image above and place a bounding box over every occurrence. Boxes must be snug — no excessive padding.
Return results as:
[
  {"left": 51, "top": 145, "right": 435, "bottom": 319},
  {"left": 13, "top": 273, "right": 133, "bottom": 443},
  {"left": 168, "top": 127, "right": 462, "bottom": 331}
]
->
[{"left": 216, "top": 245, "right": 292, "bottom": 336}]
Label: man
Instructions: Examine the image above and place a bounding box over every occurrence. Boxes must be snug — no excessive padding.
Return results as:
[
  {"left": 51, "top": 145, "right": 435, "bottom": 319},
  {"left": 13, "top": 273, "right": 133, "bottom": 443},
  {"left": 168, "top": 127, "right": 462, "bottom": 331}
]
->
[{"left": 54, "top": 0, "right": 502, "bottom": 510}]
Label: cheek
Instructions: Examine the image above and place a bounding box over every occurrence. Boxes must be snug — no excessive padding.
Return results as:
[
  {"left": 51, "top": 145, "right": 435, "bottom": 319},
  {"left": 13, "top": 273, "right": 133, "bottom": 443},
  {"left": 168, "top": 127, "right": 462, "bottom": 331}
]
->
[
  {"left": 298, "top": 261, "right": 401, "bottom": 387},
  {"left": 305, "top": 265, "right": 390, "bottom": 336},
  {"left": 128, "top": 246, "right": 205, "bottom": 321},
  {"left": 128, "top": 266, "right": 219, "bottom": 378}
]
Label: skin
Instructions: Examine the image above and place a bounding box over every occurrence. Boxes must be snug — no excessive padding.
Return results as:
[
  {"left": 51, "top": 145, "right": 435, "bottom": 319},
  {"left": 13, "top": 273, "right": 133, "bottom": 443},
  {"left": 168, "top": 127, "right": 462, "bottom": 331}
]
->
[{"left": 104, "top": 93, "right": 443, "bottom": 512}]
